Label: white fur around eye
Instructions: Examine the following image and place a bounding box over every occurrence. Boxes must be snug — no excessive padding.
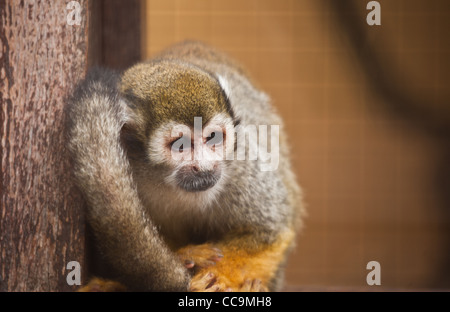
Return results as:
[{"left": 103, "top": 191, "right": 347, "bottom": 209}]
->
[
  {"left": 204, "top": 113, "right": 236, "bottom": 160},
  {"left": 148, "top": 121, "right": 185, "bottom": 165},
  {"left": 217, "top": 75, "right": 231, "bottom": 100}
]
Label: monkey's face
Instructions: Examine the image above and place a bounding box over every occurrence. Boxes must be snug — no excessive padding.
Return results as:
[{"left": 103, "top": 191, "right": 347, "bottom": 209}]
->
[
  {"left": 121, "top": 61, "right": 238, "bottom": 195},
  {"left": 148, "top": 113, "right": 235, "bottom": 193}
]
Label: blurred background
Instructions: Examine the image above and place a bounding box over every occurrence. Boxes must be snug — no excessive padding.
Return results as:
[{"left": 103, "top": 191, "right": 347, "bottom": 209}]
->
[{"left": 141, "top": 0, "right": 450, "bottom": 289}]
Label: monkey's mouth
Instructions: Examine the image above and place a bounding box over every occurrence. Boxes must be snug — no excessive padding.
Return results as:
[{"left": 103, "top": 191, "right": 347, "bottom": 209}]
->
[{"left": 176, "top": 170, "right": 221, "bottom": 192}]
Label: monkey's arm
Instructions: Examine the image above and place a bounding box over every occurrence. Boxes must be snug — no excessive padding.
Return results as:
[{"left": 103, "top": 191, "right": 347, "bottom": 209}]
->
[
  {"left": 66, "top": 69, "right": 190, "bottom": 291},
  {"left": 188, "top": 228, "right": 296, "bottom": 292}
]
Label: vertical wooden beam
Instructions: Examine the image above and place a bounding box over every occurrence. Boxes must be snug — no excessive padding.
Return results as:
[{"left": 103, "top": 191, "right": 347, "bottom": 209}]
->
[
  {"left": 0, "top": 0, "right": 89, "bottom": 291},
  {"left": 98, "top": 0, "right": 142, "bottom": 70}
]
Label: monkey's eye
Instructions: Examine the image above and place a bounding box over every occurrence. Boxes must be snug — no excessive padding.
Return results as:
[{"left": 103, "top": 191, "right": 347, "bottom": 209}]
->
[
  {"left": 170, "top": 136, "right": 191, "bottom": 153},
  {"left": 206, "top": 131, "right": 224, "bottom": 146}
]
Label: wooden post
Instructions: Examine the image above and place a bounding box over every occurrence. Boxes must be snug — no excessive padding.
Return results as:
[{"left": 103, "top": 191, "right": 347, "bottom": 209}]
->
[
  {"left": 99, "top": 0, "right": 142, "bottom": 70},
  {"left": 0, "top": 0, "right": 89, "bottom": 291}
]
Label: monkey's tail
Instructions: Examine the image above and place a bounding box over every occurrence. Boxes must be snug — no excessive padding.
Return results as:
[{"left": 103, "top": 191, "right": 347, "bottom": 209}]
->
[{"left": 65, "top": 68, "right": 190, "bottom": 291}]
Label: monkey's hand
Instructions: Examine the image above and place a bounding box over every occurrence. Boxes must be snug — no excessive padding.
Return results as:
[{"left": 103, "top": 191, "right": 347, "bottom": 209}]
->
[
  {"left": 190, "top": 272, "right": 268, "bottom": 292},
  {"left": 177, "top": 244, "right": 223, "bottom": 273},
  {"left": 78, "top": 277, "right": 127, "bottom": 292},
  {"left": 188, "top": 229, "right": 295, "bottom": 292}
]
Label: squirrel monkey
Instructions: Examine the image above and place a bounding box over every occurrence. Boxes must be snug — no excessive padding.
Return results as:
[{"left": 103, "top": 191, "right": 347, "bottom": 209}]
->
[{"left": 66, "top": 41, "right": 304, "bottom": 292}]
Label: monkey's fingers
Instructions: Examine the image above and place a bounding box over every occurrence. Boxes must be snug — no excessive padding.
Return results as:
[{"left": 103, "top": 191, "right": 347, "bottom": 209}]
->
[
  {"left": 238, "top": 279, "right": 268, "bottom": 292},
  {"left": 177, "top": 244, "right": 223, "bottom": 271},
  {"left": 189, "top": 272, "right": 232, "bottom": 292},
  {"left": 189, "top": 272, "right": 217, "bottom": 292},
  {"left": 78, "top": 277, "right": 126, "bottom": 292}
]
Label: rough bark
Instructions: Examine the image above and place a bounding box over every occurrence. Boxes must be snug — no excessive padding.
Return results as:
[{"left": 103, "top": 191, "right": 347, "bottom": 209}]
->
[{"left": 0, "top": 0, "right": 89, "bottom": 291}]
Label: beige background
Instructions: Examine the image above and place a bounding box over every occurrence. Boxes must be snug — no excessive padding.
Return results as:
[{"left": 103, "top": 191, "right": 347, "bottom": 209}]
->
[{"left": 142, "top": 0, "right": 450, "bottom": 289}]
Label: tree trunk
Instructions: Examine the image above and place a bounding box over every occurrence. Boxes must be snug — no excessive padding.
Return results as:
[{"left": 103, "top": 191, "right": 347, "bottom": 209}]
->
[{"left": 0, "top": 0, "right": 89, "bottom": 291}]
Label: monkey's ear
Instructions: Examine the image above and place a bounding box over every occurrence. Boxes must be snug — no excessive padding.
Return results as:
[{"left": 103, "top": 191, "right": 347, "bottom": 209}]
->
[
  {"left": 216, "top": 75, "right": 240, "bottom": 126},
  {"left": 217, "top": 75, "right": 231, "bottom": 100},
  {"left": 118, "top": 98, "right": 134, "bottom": 123},
  {"left": 118, "top": 97, "right": 144, "bottom": 131}
]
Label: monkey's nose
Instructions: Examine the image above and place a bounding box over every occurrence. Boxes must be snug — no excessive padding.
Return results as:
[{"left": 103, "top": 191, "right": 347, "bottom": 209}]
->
[
  {"left": 191, "top": 163, "right": 218, "bottom": 173},
  {"left": 177, "top": 167, "right": 221, "bottom": 192}
]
